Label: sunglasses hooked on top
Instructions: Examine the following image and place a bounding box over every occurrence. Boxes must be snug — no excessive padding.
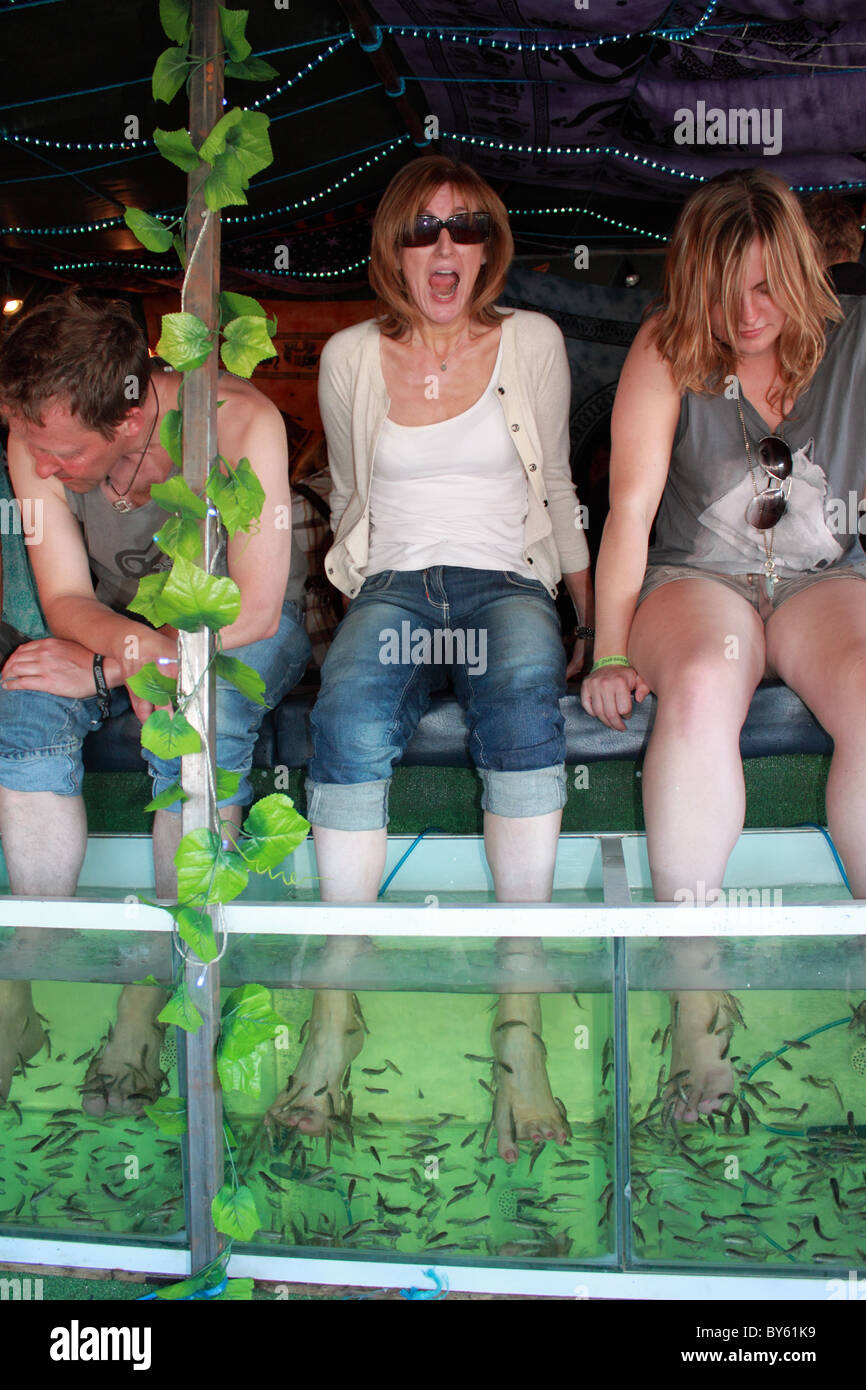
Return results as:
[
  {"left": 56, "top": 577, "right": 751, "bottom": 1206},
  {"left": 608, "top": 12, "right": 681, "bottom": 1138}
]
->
[
  {"left": 745, "top": 434, "right": 793, "bottom": 531},
  {"left": 400, "top": 212, "right": 492, "bottom": 248}
]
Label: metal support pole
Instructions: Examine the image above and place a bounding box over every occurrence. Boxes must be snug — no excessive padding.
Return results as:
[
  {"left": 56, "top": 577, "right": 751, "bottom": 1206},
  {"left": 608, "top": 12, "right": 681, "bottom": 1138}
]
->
[{"left": 180, "top": 0, "right": 224, "bottom": 1271}]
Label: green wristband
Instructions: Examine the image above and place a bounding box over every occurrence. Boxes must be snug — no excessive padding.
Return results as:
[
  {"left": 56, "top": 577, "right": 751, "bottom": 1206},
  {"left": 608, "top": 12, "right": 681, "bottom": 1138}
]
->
[{"left": 589, "top": 655, "right": 631, "bottom": 674}]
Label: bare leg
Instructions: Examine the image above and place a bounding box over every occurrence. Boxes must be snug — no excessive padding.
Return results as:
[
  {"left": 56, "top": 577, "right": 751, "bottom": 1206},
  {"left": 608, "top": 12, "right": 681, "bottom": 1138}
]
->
[
  {"left": 630, "top": 580, "right": 766, "bottom": 1117},
  {"left": 266, "top": 825, "right": 385, "bottom": 1136},
  {"left": 0, "top": 789, "right": 86, "bottom": 1101},
  {"left": 483, "top": 808, "right": 569, "bottom": 1160},
  {"left": 767, "top": 578, "right": 866, "bottom": 897}
]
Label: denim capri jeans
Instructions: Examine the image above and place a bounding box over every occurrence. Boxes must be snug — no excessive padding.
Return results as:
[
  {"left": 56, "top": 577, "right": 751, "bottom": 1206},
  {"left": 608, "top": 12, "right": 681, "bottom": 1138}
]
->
[{"left": 305, "top": 566, "right": 568, "bottom": 829}]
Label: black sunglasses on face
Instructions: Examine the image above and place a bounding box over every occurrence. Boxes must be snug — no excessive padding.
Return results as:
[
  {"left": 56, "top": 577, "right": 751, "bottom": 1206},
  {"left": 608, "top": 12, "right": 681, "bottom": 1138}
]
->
[
  {"left": 745, "top": 435, "right": 794, "bottom": 531},
  {"left": 400, "top": 212, "right": 492, "bottom": 248}
]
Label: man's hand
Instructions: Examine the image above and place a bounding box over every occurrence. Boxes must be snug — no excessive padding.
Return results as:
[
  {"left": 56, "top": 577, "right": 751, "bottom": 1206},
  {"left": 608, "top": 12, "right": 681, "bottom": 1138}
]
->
[{"left": 1, "top": 638, "right": 114, "bottom": 699}]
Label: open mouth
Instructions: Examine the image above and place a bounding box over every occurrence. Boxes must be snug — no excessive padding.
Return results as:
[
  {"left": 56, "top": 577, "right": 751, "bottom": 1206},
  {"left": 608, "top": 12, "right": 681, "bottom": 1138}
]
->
[{"left": 429, "top": 270, "right": 460, "bottom": 301}]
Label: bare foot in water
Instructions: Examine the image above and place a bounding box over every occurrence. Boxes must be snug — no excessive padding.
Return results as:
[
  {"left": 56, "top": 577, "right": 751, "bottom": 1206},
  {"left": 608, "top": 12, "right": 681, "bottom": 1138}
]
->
[
  {"left": 490, "top": 995, "right": 569, "bottom": 1163},
  {"left": 664, "top": 990, "right": 739, "bottom": 1123},
  {"left": 266, "top": 991, "right": 366, "bottom": 1140},
  {"left": 80, "top": 986, "right": 168, "bottom": 1118},
  {"left": 0, "top": 981, "right": 48, "bottom": 1103}
]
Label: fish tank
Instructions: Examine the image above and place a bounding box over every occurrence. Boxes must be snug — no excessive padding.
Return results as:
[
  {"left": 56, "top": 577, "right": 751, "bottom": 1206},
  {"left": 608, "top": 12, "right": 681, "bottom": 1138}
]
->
[{"left": 0, "top": 828, "right": 864, "bottom": 1299}]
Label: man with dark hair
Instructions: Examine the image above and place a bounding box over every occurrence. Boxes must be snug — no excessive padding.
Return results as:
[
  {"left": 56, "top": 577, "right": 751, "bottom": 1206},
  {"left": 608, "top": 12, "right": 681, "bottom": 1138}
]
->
[
  {"left": 802, "top": 192, "right": 866, "bottom": 295},
  {"left": 0, "top": 291, "right": 310, "bottom": 1113}
]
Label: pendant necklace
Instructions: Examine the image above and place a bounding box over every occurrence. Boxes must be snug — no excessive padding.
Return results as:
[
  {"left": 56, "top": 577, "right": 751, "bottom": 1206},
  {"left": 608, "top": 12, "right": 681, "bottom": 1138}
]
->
[
  {"left": 105, "top": 380, "right": 159, "bottom": 513},
  {"left": 736, "top": 395, "right": 781, "bottom": 599}
]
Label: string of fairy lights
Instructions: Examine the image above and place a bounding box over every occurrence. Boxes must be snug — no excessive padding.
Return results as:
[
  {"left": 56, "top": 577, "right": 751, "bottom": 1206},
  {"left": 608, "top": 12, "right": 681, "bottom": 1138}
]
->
[{"left": 1, "top": 15, "right": 865, "bottom": 284}]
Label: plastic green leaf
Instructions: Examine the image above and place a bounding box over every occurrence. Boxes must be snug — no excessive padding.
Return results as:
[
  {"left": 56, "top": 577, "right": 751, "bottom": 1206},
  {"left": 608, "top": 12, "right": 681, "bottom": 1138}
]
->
[
  {"left": 227, "top": 110, "right": 272, "bottom": 182},
  {"left": 220, "top": 314, "right": 277, "bottom": 378},
  {"left": 157, "top": 555, "right": 241, "bottom": 632},
  {"left": 219, "top": 984, "right": 282, "bottom": 1059},
  {"left": 152, "top": 43, "right": 191, "bottom": 104},
  {"left": 158, "top": 981, "right": 203, "bottom": 1034},
  {"left": 203, "top": 164, "right": 248, "bottom": 212},
  {"left": 169, "top": 903, "right": 218, "bottom": 963},
  {"left": 218, "top": 6, "right": 252, "bottom": 62},
  {"left": 157, "top": 311, "right": 214, "bottom": 372},
  {"left": 154, "top": 125, "right": 200, "bottom": 172},
  {"left": 144, "top": 780, "right": 190, "bottom": 812},
  {"left": 198, "top": 107, "right": 244, "bottom": 165},
  {"left": 206, "top": 456, "right": 265, "bottom": 538},
  {"left": 219, "top": 290, "right": 267, "bottom": 325},
  {"left": 173, "top": 233, "right": 187, "bottom": 269},
  {"left": 124, "top": 207, "right": 173, "bottom": 253},
  {"left": 212, "top": 1183, "right": 261, "bottom": 1242},
  {"left": 216, "top": 767, "right": 242, "bottom": 799},
  {"left": 159, "top": 408, "right": 183, "bottom": 468},
  {"left": 214, "top": 653, "right": 266, "bottom": 705},
  {"left": 150, "top": 473, "right": 208, "bottom": 519},
  {"left": 127, "top": 572, "right": 170, "bottom": 624},
  {"left": 225, "top": 57, "right": 279, "bottom": 82},
  {"left": 213, "top": 1278, "right": 255, "bottom": 1300},
  {"left": 155, "top": 515, "right": 202, "bottom": 562},
  {"left": 176, "top": 827, "right": 249, "bottom": 905},
  {"left": 159, "top": 0, "right": 191, "bottom": 43},
  {"left": 141, "top": 709, "right": 203, "bottom": 759},
  {"left": 218, "top": 1036, "right": 267, "bottom": 1098},
  {"left": 241, "top": 794, "right": 310, "bottom": 872},
  {"left": 143, "top": 1096, "right": 188, "bottom": 1136},
  {"left": 133, "top": 974, "right": 162, "bottom": 987},
  {"left": 126, "top": 661, "right": 178, "bottom": 704}
]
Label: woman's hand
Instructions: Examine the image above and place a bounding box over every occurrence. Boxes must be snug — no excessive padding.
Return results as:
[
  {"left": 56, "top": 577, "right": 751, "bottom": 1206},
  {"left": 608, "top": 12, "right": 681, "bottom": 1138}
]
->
[
  {"left": 580, "top": 662, "right": 651, "bottom": 732},
  {"left": 1, "top": 638, "right": 111, "bottom": 700}
]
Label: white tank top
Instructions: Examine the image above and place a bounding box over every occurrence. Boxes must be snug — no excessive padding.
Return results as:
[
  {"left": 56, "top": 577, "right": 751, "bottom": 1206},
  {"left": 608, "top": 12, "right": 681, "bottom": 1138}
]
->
[{"left": 366, "top": 337, "right": 533, "bottom": 577}]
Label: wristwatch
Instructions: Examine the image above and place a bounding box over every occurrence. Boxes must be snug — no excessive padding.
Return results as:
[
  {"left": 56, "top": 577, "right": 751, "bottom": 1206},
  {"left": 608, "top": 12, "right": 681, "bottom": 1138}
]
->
[{"left": 92, "top": 653, "right": 112, "bottom": 721}]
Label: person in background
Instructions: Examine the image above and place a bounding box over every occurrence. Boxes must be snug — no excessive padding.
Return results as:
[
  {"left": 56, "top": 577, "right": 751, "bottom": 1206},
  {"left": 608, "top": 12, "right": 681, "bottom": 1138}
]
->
[
  {"left": 266, "top": 156, "right": 594, "bottom": 1162},
  {"left": 0, "top": 292, "right": 310, "bottom": 1114},
  {"left": 802, "top": 191, "right": 866, "bottom": 296},
  {"left": 582, "top": 169, "right": 866, "bottom": 1123}
]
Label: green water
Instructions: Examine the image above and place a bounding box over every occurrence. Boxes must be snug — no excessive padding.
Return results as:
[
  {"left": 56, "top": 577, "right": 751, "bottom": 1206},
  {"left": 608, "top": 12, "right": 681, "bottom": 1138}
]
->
[
  {"left": 2, "top": 978, "right": 865, "bottom": 1274},
  {"left": 629, "top": 991, "right": 866, "bottom": 1270},
  {"left": 0, "top": 982, "right": 183, "bottom": 1241}
]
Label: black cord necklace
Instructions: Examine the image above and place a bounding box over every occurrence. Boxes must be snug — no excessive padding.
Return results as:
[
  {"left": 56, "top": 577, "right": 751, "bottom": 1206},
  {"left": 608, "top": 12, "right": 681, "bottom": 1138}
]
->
[{"left": 105, "top": 380, "right": 159, "bottom": 513}]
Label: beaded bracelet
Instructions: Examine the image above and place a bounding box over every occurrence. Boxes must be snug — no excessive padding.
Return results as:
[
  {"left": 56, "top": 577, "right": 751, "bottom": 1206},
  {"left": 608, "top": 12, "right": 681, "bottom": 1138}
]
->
[{"left": 589, "top": 655, "right": 631, "bottom": 674}]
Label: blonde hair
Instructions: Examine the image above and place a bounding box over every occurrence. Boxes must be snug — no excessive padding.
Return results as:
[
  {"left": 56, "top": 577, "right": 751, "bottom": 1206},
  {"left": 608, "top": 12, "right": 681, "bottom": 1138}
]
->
[
  {"left": 369, "top": 156, "right": 514, "bottom": 339},
  {"left": 651, "top": 169, "right": 842, "bottom": 406}
]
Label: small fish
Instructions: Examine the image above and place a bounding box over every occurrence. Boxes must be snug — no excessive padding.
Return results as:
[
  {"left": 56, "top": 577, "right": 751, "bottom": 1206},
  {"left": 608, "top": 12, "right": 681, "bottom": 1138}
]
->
[
  {"left": 460, "top": 1130, "right": 478, "bottom": 1149},
  {"left": 478, "top": 1078, "right": 495, "bottom": 1095},
  {"left": 383, "top": 1059, "right": 402, "bottom": 1076},
  {"left": 365, "top": 1087, "right": 389, "bottom": 1095},
  {"left": 73, "top": 1049, "right": 93, "bottom": 1066},
  {"left": 369, "top": 1145, "right": 381, "bottom": 1166},
  {"left": 29, "top": 1134, "right": 52, "bottom": 1152},
  {"left": 34, "top": 1083, "right": 62, "bottom": 1093},
  {"left": 366, "top": 1113, "right": 382, "bottom": 1126},
  {"left": 830, "top": 1178, "right": 843, "bottom": 1210},
  {"left": 361, "top": 1067, "right": 387, "bottom": 1075},
  {"left": 8, "top": 1100, "right": 23, "bottom": 1125},
  {"left": 464, "top": 1054, "right": 493, "bottom": 1064},
  {"left": 813, "top": 1216, "right": 835, "bottom": 1242},
  {"left": 782, "top": 1038, "right": 810, "bottom": 1050}
]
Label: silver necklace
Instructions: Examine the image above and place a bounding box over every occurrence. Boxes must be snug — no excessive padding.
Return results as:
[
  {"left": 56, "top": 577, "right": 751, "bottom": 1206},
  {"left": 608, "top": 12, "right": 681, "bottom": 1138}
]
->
[
  {"left": 105, "top": 381, "right": 159, "bottom": 513},
  {"left": 736, "top": 396, "right": 783, "bottom": 598}
]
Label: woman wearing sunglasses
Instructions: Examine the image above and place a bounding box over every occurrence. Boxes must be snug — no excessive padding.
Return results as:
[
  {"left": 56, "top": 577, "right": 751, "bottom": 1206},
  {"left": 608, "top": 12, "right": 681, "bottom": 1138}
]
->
[
  {"left": 582, "top": 168, "right": 866, "bottom": 1119},
  {"left": 266, "top": 157, "right": 593, "bottom": 1156}
]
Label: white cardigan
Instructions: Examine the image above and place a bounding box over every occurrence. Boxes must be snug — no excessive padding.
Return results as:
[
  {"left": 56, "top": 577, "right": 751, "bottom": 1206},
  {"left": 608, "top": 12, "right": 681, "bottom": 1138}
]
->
[{"left": 317, "top": 307, "right": 590, "bottom": 597}]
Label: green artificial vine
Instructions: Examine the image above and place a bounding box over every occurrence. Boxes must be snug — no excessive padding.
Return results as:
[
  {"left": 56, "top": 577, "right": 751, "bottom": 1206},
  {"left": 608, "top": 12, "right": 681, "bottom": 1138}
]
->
[{"left": 123, "top": 1, "right": 310, "bottom": 1279}]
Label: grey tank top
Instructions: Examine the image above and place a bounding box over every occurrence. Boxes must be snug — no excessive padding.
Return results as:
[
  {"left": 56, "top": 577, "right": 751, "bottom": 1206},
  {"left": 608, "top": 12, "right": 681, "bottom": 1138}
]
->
[
  {"left": 649, "top": 295, "right": 866, "bottom": 576},
  {"left": 65, "top": 472, "right": 306, "bottom": 613}
]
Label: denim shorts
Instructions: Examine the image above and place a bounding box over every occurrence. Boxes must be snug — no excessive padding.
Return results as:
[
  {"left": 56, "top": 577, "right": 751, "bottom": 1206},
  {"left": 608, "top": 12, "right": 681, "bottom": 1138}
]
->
[
  {"left": 637, "top": 561, "right": 866, "bottom": 623},
  {"left": 305, "top": 566, "right": 568, "bottom": 829},
  {"left": 0, "top": 600, "right": 311, "bottom": 809}
]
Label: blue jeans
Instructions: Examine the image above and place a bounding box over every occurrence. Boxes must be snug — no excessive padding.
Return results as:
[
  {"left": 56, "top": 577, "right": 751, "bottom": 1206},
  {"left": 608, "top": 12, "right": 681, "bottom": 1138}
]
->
[
  {"left": 0, "top": 601, "right": 311, "bottom": 809},
  {"left": 306, "top": 567, "right": 567, "bottom": 829}
]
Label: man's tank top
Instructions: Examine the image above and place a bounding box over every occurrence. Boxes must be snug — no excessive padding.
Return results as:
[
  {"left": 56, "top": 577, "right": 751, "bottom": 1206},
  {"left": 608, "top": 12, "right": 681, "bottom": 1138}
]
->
[
  {"left": 649, "top": 295, "right": 866, "bottom": 576},
  {"left": 65, "top": 472, "right": 306, "bottom": 613}
]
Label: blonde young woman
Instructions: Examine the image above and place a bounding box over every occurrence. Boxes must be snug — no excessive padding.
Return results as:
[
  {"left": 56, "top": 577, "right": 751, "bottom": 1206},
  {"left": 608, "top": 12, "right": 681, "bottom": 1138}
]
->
[
  {"left": 266, "top": 157, "right": 594, "bottom": 1159},
  {"left": 582, "top": 169, "right": 866, "bottom": 1120}
]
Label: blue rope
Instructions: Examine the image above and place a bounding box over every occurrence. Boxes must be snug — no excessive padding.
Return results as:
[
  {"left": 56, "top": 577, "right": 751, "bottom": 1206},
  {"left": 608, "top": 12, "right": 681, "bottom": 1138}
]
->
[
  {"left": 378, "top": 827, "right": 448, "bottom": 898},
  {"left": 797, "top": 822, "right": 852, "bottom": 894}
]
